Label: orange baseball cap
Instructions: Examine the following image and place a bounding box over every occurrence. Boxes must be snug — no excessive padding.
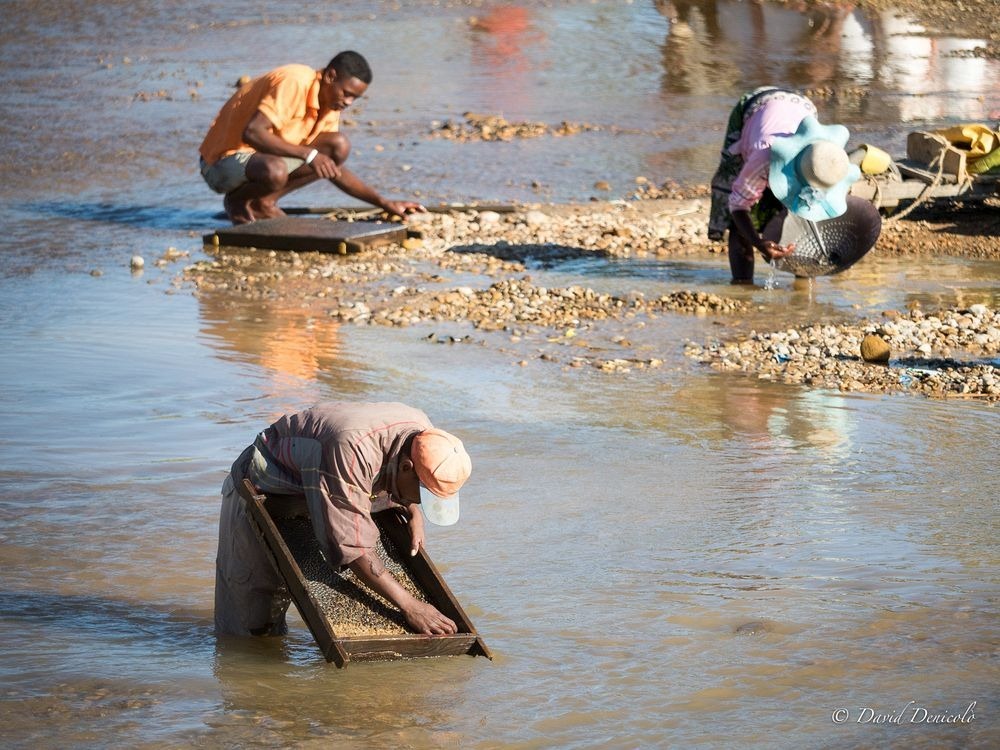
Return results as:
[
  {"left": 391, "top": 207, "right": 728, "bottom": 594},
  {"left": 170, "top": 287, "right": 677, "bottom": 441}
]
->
[{"left": 411, "top": 428, "right": 471, "bottom": 526}]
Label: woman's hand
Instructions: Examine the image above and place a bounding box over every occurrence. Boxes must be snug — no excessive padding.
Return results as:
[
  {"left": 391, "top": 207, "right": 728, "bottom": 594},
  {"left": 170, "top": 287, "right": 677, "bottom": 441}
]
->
[{"left": 758, "top": 239, "right": 795, "bottom": 262}]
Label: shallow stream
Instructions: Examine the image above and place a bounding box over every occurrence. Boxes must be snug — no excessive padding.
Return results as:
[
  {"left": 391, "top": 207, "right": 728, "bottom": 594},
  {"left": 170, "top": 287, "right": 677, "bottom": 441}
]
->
[{"left": 1, "top": 1, "right": 997, "bottom": 747}]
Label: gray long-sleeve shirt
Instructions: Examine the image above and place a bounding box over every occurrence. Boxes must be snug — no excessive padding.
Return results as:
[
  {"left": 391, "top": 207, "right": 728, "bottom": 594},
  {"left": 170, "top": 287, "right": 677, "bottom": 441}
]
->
[{"left": 235, "top": 402, "right": 432, "bottom": 567}]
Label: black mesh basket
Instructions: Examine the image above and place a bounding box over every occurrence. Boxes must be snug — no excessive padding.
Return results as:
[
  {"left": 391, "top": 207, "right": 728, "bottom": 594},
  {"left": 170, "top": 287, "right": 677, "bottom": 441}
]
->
[{"left": 769, "top": 196, "right": 882, "bottom": 278}]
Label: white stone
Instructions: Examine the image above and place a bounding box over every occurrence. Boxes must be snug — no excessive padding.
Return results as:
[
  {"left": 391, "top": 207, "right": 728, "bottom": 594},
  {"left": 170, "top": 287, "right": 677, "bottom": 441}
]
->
[{"left": 525, "top": 210, "right": 548, "bottom": 228}]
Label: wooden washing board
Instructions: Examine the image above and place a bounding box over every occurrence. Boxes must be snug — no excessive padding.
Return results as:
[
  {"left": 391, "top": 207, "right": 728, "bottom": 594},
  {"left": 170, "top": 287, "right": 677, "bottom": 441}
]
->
[
  {"left": 204, "top": 217, "right": 407, "bottom": 254},
  {"left": 240, "top": 479, "right": 492, "bottom": 667}
]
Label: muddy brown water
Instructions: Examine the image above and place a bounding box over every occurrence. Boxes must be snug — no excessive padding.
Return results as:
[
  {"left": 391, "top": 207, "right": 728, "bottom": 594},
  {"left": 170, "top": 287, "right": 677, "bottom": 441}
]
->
[{"left": 1, "top": 1, "right": 997, "bottom": 748}]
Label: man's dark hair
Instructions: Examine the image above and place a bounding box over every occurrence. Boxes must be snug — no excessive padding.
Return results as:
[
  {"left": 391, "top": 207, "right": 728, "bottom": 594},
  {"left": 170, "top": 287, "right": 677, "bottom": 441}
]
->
[{"left": 327, "top": 51, "right": 373, "bottom": 84}]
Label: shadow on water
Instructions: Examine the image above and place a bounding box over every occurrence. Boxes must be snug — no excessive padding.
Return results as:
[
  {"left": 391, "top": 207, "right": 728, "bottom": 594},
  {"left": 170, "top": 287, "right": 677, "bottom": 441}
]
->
[
  {"left": 448, "top": 240, "right": 737, "bottom": 297},
  {"left": 450, "top": 241, "right": 612, "bottom": 268},
  {"left": 15, "top": 200, "right": 220, "bottom": 232},
  {"left": 450, "top": 242, "right": 722, "bottom": 284},
  {"left": 552, "top": 254, "right": 722, "bottom": 285},
  {"left": 0, "top": 590, "right": 211, "bottom": 646}
]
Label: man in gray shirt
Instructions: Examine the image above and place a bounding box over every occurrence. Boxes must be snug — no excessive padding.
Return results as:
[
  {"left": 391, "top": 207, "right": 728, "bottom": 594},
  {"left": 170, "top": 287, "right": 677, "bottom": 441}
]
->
[{"left": 215, "top": 402, "right": 471, "bottom": 637}]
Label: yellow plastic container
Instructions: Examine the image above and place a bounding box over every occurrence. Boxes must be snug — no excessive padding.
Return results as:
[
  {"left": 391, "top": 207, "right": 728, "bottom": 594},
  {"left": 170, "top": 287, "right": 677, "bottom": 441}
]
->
[{"left": 859, "top": 144, "right": 892, "bottom": 175}]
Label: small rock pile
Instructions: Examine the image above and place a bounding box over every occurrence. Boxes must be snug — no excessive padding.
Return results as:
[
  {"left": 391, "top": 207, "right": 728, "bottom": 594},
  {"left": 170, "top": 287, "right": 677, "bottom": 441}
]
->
[
  {"left": 332, "top": 276, "right": 747, "bottom": 329},
  {"left": 876, "top": 212, "right": 1000, "bottom": 260},
  {"left": 945, "top": 44, "right": 999, "bottom": 59},
  {"left": 407, "top": 202, "right": 709, "bottom": 259},
  {"left": 183, "top": 247, "right": 413, "bottom": 297},
  {"left": 429, "top": 112, "right": 602, "bottom": 142},
  {"left": 629, "top": 178, "right": 710, "bottom": 202},
  {"left": 801, "top": 85, "right": 869, "bottom": 101},
  {"left": 685, "top": 305, "right": 1000, "bottom": 400}
]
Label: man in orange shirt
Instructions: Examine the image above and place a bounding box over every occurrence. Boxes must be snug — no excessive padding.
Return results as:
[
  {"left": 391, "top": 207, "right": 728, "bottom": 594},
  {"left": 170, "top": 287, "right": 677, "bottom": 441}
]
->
[{"left": 199, "top": 51, "right": 425, "bottom": 224}]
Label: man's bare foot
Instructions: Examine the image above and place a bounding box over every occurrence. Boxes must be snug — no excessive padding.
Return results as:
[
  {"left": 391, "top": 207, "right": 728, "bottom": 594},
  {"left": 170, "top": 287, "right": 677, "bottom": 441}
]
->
[
  {"left": 224, "top": 193, "right": 255, "bottom": 225},
  {"left": 249, "top": 199, "right": 286, "bottom": 220}
]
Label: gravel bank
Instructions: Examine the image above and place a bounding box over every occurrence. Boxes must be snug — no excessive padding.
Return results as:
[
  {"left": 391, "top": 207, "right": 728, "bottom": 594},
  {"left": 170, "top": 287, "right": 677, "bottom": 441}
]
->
[
  {"left": 181, "top": 199, "right": 998, "bottom": 393},
  {"left": 685, "top": 305, "right": 1000, "bottom": 402},
  {"left": 185, "top": 202, "right": 744, "bottom": 325}
]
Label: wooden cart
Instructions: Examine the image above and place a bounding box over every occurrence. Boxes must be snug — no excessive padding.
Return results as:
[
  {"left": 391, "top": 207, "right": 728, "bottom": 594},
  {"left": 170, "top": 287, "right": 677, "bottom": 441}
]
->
[{"left": 850, "top": 131, "right": 999, "bottom": 209}]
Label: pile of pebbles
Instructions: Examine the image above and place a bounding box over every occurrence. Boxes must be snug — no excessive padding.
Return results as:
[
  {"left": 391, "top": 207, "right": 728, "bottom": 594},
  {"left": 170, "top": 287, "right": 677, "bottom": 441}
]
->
[
  {"left": 183, "top": 246, "right": 413, "bottom": 296},
  {"left": 320, "top": 208, "right": 743, "bottom": 336},
  {"left": 182, "top": 201, "right": 712, "bottom": 303},
  {"left": 876, "top": 208, "right": 1000, "bottom": 260},
  {"left": 801, "top": 85, "right": 870, "bottom": 101},
  {"left": 406, "top": 202, "right": 711, "bottom": 258},
  {"left": 276, "top": 516, "right": 428, "bottom": 637},
  {"left": 945, "top": 44, "right": 999, "bottom": 60},
  {"left": 336, "top": 277, "right": 746, "bottom": 330},
  {"left": 429, "top": 112, "right": 602, "bottom": 142},
  {"left": 685, "top": 305, "right": 1000, "bottom": 401},
  {"left": 629, "top": 178, "right": 710, "bottom": 202}
]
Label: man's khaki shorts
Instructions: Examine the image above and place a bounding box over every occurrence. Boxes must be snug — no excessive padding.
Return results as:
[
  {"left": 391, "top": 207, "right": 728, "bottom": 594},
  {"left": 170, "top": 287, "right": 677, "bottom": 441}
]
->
[{"left": 200, "top": 152, "right": 305, "bottom": 195}]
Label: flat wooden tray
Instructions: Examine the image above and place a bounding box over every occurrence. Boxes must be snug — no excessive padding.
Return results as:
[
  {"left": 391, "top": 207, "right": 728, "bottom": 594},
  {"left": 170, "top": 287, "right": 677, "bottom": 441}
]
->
[
  {"left": 240, "top": 479, "right": 491, "bottom": 667},
  {"left": 204, "top": 217, "right": 407, "bottom": 254}
]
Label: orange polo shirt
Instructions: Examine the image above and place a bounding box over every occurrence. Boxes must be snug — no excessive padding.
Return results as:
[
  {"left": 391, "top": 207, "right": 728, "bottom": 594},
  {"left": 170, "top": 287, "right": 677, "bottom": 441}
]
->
[{"left": 199, "top": 64, "right": 341, "bottom": 165}]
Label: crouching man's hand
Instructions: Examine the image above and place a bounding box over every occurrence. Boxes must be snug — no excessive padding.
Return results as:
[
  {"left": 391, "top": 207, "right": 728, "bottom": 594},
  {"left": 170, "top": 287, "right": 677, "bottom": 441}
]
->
[{"left": 380, "top": 200, "right": 427, "bottom": 220}]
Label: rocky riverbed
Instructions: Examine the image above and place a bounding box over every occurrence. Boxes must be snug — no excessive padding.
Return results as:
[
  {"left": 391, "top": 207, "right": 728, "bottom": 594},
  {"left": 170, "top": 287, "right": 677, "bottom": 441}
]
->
[
  {"left": 181, "top": 198, "right": 999, "bottom": 397},
  {"left": 685, "top": 305, "right": 1000, "bottom": 401}
]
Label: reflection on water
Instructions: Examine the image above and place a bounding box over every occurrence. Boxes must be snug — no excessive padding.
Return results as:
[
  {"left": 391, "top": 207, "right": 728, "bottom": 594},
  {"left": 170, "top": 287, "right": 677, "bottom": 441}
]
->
[
  {"left": 469, "top": 4, "right": 548, "bottom": 117},
  {"left": 861, "top": 14, "right": 994, "bottom": 122},
  {"left": 2, "top": 0, "right": 998, "bottom": 209},
  {"left": 200, "top": 297, "right": 343, "bottom": 382},
  {"left": 1, "top": 1, "right": 998, "bottom": 748},
  {"left": 194, "top": 273, "right": 383, "bottom": 416},
  {"left": 656, "top": 0, "right": 997, "bottom": 123}
]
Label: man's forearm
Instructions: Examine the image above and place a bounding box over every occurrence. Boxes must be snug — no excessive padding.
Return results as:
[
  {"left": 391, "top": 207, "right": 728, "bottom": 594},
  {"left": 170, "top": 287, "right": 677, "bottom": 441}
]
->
[
  {"left": 347, "top": 549, "right": 458, "bottom": 636},
  {"left": 331, "top": 167, "right": 386, "bottom": 210},
  {"left": 242, "top": 113, "right": 313, "bottom": 160},
  {"left": 347, "top": 550, "right": 417, "bottom": 611}
]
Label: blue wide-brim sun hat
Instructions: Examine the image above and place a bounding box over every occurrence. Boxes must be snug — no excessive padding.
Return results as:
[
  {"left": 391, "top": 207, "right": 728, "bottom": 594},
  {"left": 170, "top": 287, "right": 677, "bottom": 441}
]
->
[{"left": 769, "top": 116, "right": 862, "bottom": 222}]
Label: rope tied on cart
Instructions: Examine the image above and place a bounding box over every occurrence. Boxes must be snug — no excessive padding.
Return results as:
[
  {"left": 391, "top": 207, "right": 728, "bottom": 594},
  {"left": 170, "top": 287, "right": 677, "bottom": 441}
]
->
[{"left": 884, "top": 150, "right": 955, "bottom": 225}]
